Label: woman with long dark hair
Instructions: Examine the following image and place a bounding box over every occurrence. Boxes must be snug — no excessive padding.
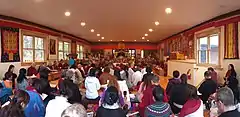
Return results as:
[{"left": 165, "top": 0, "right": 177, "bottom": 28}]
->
[
  {"left": 4, "top": 65, "right": 17, "bottom": 89},
  {"left": 17, "top": 68, "right": 28, "bottom": 90},
  {"left": 225, "top": 64, "right": 237, "bottom": 81}
]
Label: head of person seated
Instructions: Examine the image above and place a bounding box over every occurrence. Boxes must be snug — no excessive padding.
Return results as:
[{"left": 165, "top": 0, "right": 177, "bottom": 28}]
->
[
  {"left": 104, "top": 67, "right": 110, "bottom": 73},
  {"left": 114, "top": 70, "right": 122, "bottom": 80},
  {"left": 0, "top": 103, "right": 25, "bottom": 117},
  {"left": 88, "top": 68, "right": 97, "bottom": 77},
  {"left": 216, "top": 87, "right": 235, "bottom": 114},
  {"left": 152, "top": 86, "right": 164, "bottom": 102},
  {"left": 208, "top": 67, "right": 214, "bottom": 73},
  {"left": 180, "top": 74, "right": 188, "bottom": 84},
  {"left": 59, "top": 80, "right": 82, "bottom": 104},
  {"left": 11, "top": 90, "right": 30, "bottom": 109},
  {"left": 70, "top": 64, "right": 77, "bottom": 69},
  {"left": 102, "top": 86, "right": 119, "bottom": 107},
  {"left": 107, "top": 77, "right": 120, "bottom": 91},
  {"left": 173, "top": 70, "right": 180, "bottom": 78},
  {"left": 151, "top": 74, "right": 159, "bottom": 86},
  {"left": 32, "top": 79, "right": 51, "bottom": 95},
  {"left": 7, "top": 65, "right": 15, "bottom": 73},
  {"left": 61, "top": 103, "right": 87, "bottom": 117},
  {"left": 186, "top": 84, "right": 199, "bottom": 100},
  {"left": 146, "top": 67, "right": 152, "bottom": 74},
  {"left": 65, "top": 70, "right": 74, "bottom": 80},
  {"left": 204, "top": 71, "right": 211, "bottom": 79},
  {"left": 31, "top": 62, "right": 36, "bottom": 67},
  {"left": 17, "top": 68, "right": 27, "bottom": 83}
]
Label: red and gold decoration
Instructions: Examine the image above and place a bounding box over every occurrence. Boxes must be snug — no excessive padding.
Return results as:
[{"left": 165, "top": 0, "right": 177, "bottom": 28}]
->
[
  {"left": 224, "top": 22, "right": 239, "bottom": 59},
  {"left": 1, "top": 27, "right": 20, "bottom": 62}
]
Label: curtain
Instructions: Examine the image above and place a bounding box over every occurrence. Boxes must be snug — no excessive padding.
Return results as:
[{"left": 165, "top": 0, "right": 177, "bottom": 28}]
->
[
  {"left": 1, "top": 27, "right": 20, "bottom": 62},
  {"left": 224, "top": 22, "right": 239, "bottom": 59}
]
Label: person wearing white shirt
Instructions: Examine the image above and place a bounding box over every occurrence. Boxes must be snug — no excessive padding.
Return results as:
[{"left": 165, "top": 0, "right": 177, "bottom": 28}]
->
[
  {"left": 85, "top": 68, "right": 101, "bottom": 100},
  {"left": 131, "top": 69, "right": 143, "bottom": 86}
]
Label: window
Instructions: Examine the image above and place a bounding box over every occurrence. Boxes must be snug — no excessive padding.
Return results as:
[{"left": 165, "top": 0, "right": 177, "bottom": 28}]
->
[
  {"left": 77, "top": 44, "right": 84, "bottom": 59},
  {"left": 197, "top": 33, "right": 219, "bottom": 65},
  {"left": 58, "top": 41, "right": 70, "bottom": 60},
  {"left": 141, "top": 50, "right": 144, "bottom": 58},
  {"left": 22, "top": 35, "right": 45, "bottom": 63}
]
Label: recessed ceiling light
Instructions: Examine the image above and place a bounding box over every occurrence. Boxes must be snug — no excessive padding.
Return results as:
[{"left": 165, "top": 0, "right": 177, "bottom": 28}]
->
[
  {"left": 149, "top": 29, "right": 153, "bottom": 32},
  {"left": 142, "top": 37, "right": 145, "bottom": 39},
  {"left": 147, "top": 40, "right": 149, "bottom": 41},
  {"left": 145, "top": 34, "right": 148, "bottom": 36},
  {"left": 101, "top": 37, "right": 104, "bottom": 39},
  {"left": 155, "top": 21, "right": 160, "bottom": 26},
  {"left": 90, "top": 29, "right": 94, "bottom": 32},
  {"left": 122, "top": 40, "right": 124, "bottom": 41},
  {"left": 134, "top": 40, "right": 136, "bottom": 41},
  {"left": 65, "top": 11, "right": 71, "bottom": 16},
  {"left": 165, "top": 8, "right": 172, "bottom": 14},
  {"left": 110, "top": 40, "right": 112, "bottom": 41},
  {"left": 81, "top": 22, "right": 86, "bottom": 26},
  {"left": 98, "top": 40, "right": 100, "bottom": 41},
  {"left": 97, "top": 34, "right": 100, "bottom": 36}
]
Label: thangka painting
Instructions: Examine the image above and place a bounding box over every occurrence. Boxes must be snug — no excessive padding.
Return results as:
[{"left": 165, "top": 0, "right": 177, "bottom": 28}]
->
[
  {"left": 224, "top": 22, "right": 239, "bottom": 59},
  {"left": 50, "top": 39, "right": 56, "bottom": 55},
  {"left": 1, "top": 27, "right": 20, "bottom": 62}
]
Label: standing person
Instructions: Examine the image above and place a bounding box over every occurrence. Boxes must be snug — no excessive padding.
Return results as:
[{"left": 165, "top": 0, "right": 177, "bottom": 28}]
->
[
  {"left": 16, "top": 68, "right": 28, "bottom": 90},
  {"left": 27, "top": 62, "right": 38, "bottom": 76},
  {"left": 179, "top": 85, "right": 204, "bottom": 117},
  {"left": 96, "top": 86, "right": 126, "bottom": 117},
  {"left": 38, "top": 62, "right": 51, "bottom": 80},
  {"left": 224, "top": 64, "right": 237, "bottom": 84},
  {"left": 85, "top": 68, "right": 101, "bottom": 101},
  {"left": 4, "top": 65, "right": 17, "bottom": 89},
  {"left": 145, "top": 86, "right": 172, "bottom": 117},
  {"left": 198, "top": 71, "right": 217, "bottom": 104},
  {"left": 166, "top": 70, "right": 181, "bottom": 96},
  {"left": 227, "top": 75, "right": 240, "bottom": 103},
  {"left": 169, "top": 74, "right": 189, "bottom": 114},
  {"left": 216, "top": 87, "right": 240, "bottom": 117},
  {"left": 142, "top": 67, "right": 153, "bottom": 82}
]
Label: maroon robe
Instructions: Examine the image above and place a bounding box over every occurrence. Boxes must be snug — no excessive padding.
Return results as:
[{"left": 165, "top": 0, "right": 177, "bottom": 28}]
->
[{"left": 27, "top": 66, "right": 38, "bottom": 76}]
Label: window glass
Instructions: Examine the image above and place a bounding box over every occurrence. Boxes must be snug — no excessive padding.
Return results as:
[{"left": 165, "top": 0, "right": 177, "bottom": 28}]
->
[
  {"left": 23, "top": 50, "right": 33, "bottom": 62},
  {"left": 35, "top": 37, "right": 44, "bottom": 49},
  {"left": 209, "top": 35, "right": 219, "bottom": 64},
  {"left": 23, "top": 36, "right": 33, "bottom": 48},
  {"left": 35, "top": 50, "right": 44, "bottom": 62},
  {"left": 59, "top": 42, "right": 63, "bottom": 51}
]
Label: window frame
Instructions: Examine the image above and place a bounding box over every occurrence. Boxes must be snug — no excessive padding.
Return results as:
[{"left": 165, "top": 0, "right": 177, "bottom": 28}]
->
[
  {"left": 196, "top": 29, "right": 221, "bottom": 67},
  {"left": 21, "top": 30, "right": 46, "bottom": 65},
  {"left": 76, "top": 44, "right": 84, "bottom": 59},
  {"left": 58, "top": 40, "right": 71, "bottom": 60}
]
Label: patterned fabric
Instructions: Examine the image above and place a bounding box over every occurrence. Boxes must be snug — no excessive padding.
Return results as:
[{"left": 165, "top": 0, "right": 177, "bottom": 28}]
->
[
  {"left": 224, "top": 22, "right": 239, "bottom": 59},
  {"left": 1, "top": 27, "right": 20, "bottom": 62},
  {"left": 145, "top": 102, "right": 172, "bottom": 117}
]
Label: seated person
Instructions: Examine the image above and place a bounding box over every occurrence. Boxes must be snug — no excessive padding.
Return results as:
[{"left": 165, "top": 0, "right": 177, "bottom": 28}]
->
[
  {"left": 4, "top": 65, "right": 17, "bottom": 89},
  {"left": 61, "top": 104, "right": 87, "bottom": 117},
  {"left": 13, "top": 90, "right": 45, "bottom": 117},
  {"left": 166, "top": 70, "right": 181, "bottom": 96},
  {"left": 96, "top": 86, "right": 126, "bottom": 117},
  {"left": 145, "top": 86, "right": 172, "bottom": 117},
  {"left": 216, "top": 87, "right": 240, "bottom": 117},
  {"left": 99, "top": 67, "right": 113, "bottom": 85},
  {"left": 85, "top": 68, "right": 101, "bottom": 102},
  {"left": 27, "top": 62, "right": 38, "bottom": 76},
  {"left": 179, "top": 85, "right": 204, "bottom": 117},
  {"left": 38, "top": 63, "right": 52, "bottom": 80},
  {"left": 198, "top": 71, "right": 217, "bottom": 104},
  {"left": 0, "top": 83, "right": 12, "bottom": 106},
  {"left": 0, "top": 102, "right": 25, "bottom": 117},
  {"left": 16, "top": 68, "right": 28, "bottom": 90}
]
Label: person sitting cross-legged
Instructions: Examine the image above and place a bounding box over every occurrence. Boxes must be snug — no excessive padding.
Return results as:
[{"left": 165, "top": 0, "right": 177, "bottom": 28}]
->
[{"left": 145, "top": 86, "right": 172, "bottom": 117}]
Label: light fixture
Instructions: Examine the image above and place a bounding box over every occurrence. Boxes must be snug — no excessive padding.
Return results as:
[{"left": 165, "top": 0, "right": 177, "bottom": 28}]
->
[
  {"left": 98, "top": 40, "right": 100, "bottom": 41},
  {"left": 65, "top": 11, "right": 71, "bottom": 16},
  {"left": 90, "top": 29, "right": 94, "bottom": 32},
  {"left": 97, "top": 34, "right": 100, "bottom": 36},
  {"left": 134, "top": 40, "right": 136, "bottom": 41},
  {"left": 81, "top": 22, "right": 86, "bottom": 26},
  {"left": 147, "top": 40, "right": 149, "bottom": 41},
  {"left": 142, "top": 37, "right": 145, "bottom": 39},
  {"left": 101, "top": 37, "right": 104, "bottom": 39},
  {"left": 145, "top": 34, "right": 148, "bottom": 36},
  {"left": 122, "top": 40, "right": 124, "bottom": 41},
  {"left": 110, "top": 40, "right": 112, "bottom": 41},
  {"left": 149, "top": 29, "right": 153, "bottom": 32},
  {"left": 155, "top": 21, "right": 159, "bottom": 26},
  {"left": 165, "top": 8, "right": 172, "bottom": 14}
]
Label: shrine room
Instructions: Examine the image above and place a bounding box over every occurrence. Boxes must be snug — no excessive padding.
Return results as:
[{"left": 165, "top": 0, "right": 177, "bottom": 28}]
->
[{"left": 1, "top": 0, "right": 240, "bottom": 117}]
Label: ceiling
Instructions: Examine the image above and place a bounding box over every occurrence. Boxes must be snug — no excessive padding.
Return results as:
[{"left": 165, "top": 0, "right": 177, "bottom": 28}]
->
[{"left": 0, "top": 0, "right": 240, "bottom": 42}]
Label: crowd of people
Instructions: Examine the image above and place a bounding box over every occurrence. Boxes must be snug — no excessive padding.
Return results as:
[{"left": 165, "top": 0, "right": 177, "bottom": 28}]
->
[{"left": 0, "top": 55, "right": 240, "bottom": 117}]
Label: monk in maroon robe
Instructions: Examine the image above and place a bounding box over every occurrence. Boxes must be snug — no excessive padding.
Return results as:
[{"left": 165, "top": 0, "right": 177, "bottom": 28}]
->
[{"left": 27, "top": 62, "right": 38, "bottom": 76}]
